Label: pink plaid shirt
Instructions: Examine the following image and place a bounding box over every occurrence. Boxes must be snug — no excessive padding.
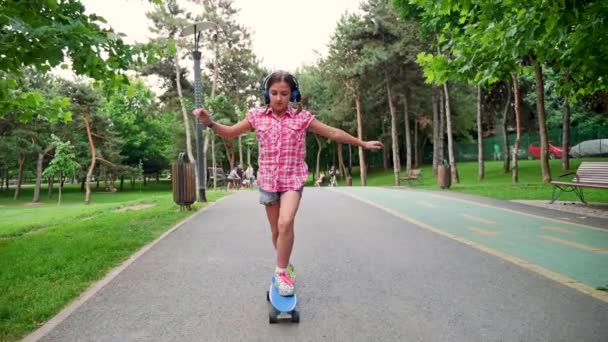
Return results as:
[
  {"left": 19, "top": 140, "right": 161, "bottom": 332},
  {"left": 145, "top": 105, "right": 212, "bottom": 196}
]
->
[{"left": 247, "top": 107, "right": 315, "bottom": 192}]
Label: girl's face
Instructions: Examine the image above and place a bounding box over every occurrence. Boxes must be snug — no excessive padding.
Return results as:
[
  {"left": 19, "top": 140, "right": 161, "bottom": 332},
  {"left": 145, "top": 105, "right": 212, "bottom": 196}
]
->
[{"left": 268, "top": 81, "right": 291, "bottom": 114}]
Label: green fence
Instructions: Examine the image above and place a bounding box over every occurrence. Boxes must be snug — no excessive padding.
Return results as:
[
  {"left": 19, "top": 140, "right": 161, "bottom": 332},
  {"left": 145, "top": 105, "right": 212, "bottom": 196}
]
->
[{"left": 423, "top": 125, "right": 608, "bottom": 163}]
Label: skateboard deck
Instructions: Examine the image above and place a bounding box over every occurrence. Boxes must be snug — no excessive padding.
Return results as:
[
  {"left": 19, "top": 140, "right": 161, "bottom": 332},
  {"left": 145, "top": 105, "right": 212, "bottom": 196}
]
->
[{"left": 266, "top": 277, "right": 299, "bottom": 323}]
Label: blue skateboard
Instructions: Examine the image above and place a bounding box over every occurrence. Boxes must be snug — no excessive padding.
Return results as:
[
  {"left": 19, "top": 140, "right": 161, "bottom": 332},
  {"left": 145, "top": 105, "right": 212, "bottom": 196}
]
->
[{"left": 266, "top": 277, "right": 299, "bottom": 323}]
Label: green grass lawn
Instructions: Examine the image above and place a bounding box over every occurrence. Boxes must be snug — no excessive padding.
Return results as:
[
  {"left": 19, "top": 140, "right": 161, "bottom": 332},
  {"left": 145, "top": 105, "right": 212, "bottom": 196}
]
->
[
  {"left": 312, "top": 158, "right": 608, "bottom": 203},
  {"left": 0, "top": 181, "right": 227, "bottom": 341}
]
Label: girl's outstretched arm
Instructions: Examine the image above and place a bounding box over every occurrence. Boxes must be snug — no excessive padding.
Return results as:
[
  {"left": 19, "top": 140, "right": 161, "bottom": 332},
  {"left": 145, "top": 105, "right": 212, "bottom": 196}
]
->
[
  {"left": 309, "top": 119, "right": 384, "bottom": 150},
  {"left": 192, "top": 108, "right": 252, "bottom": 139}
]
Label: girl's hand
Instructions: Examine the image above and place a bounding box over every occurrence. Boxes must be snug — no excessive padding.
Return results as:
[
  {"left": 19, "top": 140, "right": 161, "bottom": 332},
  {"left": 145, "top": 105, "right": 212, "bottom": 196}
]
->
[
  {"left": 362, "top": 141, "right": 384, "bottom": 150},
  {"left": 192, "top": 108, "right": 212, "bottom": 126}
]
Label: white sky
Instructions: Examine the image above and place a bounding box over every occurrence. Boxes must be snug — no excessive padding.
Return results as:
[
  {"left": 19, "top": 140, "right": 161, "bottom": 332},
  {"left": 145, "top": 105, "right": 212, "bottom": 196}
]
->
[{"left": 81, "top": 0, "right": 363, "bottom": 71}]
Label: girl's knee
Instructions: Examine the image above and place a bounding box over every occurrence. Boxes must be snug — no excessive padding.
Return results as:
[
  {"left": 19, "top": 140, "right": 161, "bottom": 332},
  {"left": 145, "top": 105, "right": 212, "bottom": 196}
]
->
[{"left": 277, "top": 217, "right": 294, "bottom": 234}]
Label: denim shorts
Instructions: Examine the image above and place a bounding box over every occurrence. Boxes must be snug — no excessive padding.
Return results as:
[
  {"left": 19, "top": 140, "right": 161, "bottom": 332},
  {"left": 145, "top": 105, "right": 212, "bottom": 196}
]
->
[{"left": 259, "top": 186, "right": 304, "bottom": 206}]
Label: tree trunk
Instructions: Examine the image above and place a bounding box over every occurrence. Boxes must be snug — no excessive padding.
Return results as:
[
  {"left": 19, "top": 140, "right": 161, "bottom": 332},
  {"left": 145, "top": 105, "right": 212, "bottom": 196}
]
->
[
  {"left": 432, "top": 86, "right": 440, "bottom": 176},
  {"left": 238, "top": 135, "right": 243, "bottom": 168},
  {"left": 348, "top": 144, "right": 353, "bottom": 176},
  {"left": 387, "top": 82, "right": 401, "bottom": 186},
  {"left": 314, "top": 134, "right": 323, "bottom": 178},
  {"left": 355, "top": 93, "right": 367, "bottom": 186},
  {"left": 174, "top": 52, "right": 198, "bottom": 190},
  {"left": 502, "top": 81, "right": 512, "bottom": 173},
  {"left": 247, "top": 146, "right": 251, "bottom": 166},
  {"left": 222, "top": 138, "right": 234, "bottom": 170},
  {"left": 439, "top": 88, "right": 445, "bottom": 163},
  {"left": 337, "top": 143, "right": 346, "bottom": 181},
  {"left": 561, "top": 98, "right": 570, "bottom": 170},
  {"left": 33, "top": 145, "right": 54, "bottom": 202},
  {"left": 381, "top": 122, "right": 389, "bottom": 170},
  {"left": 48, "top": 176, "right": 53, "bottom": 199},
  {"left": 477, "top": 85, "right": 484, "bottom": 180},
  {"left": 84, "top": 116, "right": 96, "bottom": 204},
  {"left": 511, "top": 74, "right": 522, "bottom": 183},
  {"left": 418, "top": 135, "right": 427, "bottom": 168},
  {"left": 443, "top": 82, "right": 460, "bottom": 183},
  {"left": 13, "top": 156, "right": 25, "bottom": 200},
  {"left": 108, "top": 172, "right": 116, "bottom": 192},
  {"left": 58, "top": 171, "right": 63, "bottom": 206},
  {"left": 533, "top": 59, "right": 552, "bottom": 183},
  {"left": 414, "top": 119, "right": 420, "bottom": 167},
  {"left": 206, "top": 46, "right": 220, "bottom": 188},
  {"left": 403, "top": 94, "right": 412, "bottom": 174},
  {"left": 2, "top": 168, "right": 7, "bottom": 191},
  {"left": 212, "top": 136, "right": 217, "bottom": 190},
  {"left": 120, "top": 175, "right": 124, "bottom": 191}
]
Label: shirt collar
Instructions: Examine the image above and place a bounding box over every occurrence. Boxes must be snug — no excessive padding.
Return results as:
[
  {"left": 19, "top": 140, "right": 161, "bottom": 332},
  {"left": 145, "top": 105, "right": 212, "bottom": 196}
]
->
[{"left": 264, "top": 106, "right": 296, "bottom": 118}]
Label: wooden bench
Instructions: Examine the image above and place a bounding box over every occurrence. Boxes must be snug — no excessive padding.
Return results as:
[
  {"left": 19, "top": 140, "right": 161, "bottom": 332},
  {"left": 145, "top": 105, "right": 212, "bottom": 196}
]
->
[
  {"left": 400, "top": 169, "right": 423, "bottom": 186},
  {"left": 207, "top": 167, "right": 226, "bottom": 188},
  {"left": 550, "top": 162, "right": 608, "bottom": 204}
]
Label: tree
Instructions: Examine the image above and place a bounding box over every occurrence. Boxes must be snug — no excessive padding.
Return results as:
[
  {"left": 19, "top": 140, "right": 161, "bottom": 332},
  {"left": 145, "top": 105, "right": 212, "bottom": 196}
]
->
[
  {"left": 60, "top": 81, "right": 106, "bottom": 204},
  {"left": 356, "top": 0, "right": 424, "bottom": 185},
  {"left": 43, "top": 135, "right": 80, "bottom": 205},
  {"left": 146, "top": 0, "right": 200, "bottom": 189},
  {"left": 327, "top": 14, "right": 370, "bottom": 185},
  {"left": 0, "top": 0, "right": 153, "bottom": 122},
  {"left": 392, "top": 0, "right": 462, "bottom": 183},
  {"left": 197, "top": 0, "right": 263, "bottom": 171},
  {"left": 406, "top": 0, "right": 608, "bottom": 183},
  {"left": 103, "top": 79, "right": 173, "bottom": 187}
]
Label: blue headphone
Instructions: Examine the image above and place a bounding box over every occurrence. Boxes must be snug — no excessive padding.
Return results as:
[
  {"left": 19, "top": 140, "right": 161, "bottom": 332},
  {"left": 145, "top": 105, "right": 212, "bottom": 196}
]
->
[{"left": 263, "top": 72, "right": 301, "bottom": 104}]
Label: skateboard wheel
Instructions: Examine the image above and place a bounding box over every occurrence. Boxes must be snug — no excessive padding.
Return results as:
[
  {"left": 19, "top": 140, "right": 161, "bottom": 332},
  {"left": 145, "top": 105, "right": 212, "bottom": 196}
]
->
[
  {"left": 291, "top": 310, "right": 300, "bottom": 323},
  {"left": 269, "top": 310, "right": 278, "bottom": 324}
]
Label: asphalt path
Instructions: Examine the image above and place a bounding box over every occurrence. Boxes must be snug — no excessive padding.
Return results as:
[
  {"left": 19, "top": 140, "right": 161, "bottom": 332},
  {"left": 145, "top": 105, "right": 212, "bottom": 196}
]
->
[{"left": 31, "top": 188, "right": 608, "bottom": 342}]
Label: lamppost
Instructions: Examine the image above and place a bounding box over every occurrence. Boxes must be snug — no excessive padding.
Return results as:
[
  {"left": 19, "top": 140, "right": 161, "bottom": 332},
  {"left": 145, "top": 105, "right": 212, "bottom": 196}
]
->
[{"left": 181, "top": 21, "right": 213, "bottom": 202}]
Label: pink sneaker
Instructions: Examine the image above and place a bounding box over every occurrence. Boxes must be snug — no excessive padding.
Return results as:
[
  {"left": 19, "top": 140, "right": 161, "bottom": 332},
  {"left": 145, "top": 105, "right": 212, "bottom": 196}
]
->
[{"left": 274, "top": 271, "right": 295, "bottom": 296}]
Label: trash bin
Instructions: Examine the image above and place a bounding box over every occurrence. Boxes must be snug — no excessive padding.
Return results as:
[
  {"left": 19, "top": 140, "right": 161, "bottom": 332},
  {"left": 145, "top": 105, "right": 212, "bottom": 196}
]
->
[
  {"left": 172, "top": 152, "right": 196, "bottom": 210},
  {"left": 438, "top": 161, "right": 451, "bottom": 189}
]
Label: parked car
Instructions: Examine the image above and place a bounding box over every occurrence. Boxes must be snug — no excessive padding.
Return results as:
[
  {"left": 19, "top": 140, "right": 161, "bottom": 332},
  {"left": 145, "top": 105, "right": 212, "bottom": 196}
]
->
[
  {"left": 527, "top": 142, "right": 571, "bottom": 159},
  {"left": 569, "top": 139, "right": 608, "bottom": 158}
]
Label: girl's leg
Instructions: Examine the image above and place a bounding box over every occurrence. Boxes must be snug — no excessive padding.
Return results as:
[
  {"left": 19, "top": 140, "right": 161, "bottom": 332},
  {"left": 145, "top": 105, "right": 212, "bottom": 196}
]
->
[
  {"left": 276, "top": 191, "right": 301, "bottom": 269},
  {"left": 265, "top": 202, "right": 280, "bottom": 249}
]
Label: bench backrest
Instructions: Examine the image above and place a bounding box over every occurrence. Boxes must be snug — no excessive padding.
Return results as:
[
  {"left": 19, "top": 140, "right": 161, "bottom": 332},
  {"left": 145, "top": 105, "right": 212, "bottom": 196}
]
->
[
  {"left": 575, "top": 162, "right": 608, "bottom": 184},
  {"left": 208, "top": 167, "right": 226, "bottom": 179},
  {"left": 409, "top": 169, "right": 422, "bottom": 177}
]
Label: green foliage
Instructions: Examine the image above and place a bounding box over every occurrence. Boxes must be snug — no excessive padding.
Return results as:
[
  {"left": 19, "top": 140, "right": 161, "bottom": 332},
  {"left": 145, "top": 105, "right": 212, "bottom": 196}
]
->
[
  {"left": 416, "top": 52, "right": 449, "bottom": 84},
  {"left": 42, "top": 135, "right": 80, "bottom": 177},
  {"left": 0, "top": 71, "right": 72, "bottom": 123},
  {"left": 42, "top": 135, "right": 81, "bottom": 205},
  {"left": 0, "top": 0, "right": 147, "bottom": 77},
  {"left": 0, "top": 0, "right": 160, "bottom": 122},
  {"left": 102, "top": 79, "right": 173, "bottom": 174},
  {"left": 206, "top": 94, "right": 237, "bottom": 124},
  {"left": 402, "top": 0, "right": 608, "bottom": 98}
]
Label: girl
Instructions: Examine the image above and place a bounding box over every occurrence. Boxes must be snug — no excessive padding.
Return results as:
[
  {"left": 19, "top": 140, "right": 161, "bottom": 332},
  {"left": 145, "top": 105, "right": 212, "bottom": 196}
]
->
[{"left": 193, "top": 70, "right": 383, "bottom": 296}]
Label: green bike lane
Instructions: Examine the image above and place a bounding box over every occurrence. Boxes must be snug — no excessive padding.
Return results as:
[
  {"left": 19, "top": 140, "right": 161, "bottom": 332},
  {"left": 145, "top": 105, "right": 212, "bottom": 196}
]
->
[{"left": 336, "top": 187, "right": 608, "bottom": 301}]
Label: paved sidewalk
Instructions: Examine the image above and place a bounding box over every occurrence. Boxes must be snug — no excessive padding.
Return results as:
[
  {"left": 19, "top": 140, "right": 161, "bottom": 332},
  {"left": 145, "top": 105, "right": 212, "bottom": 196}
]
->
[{"left": 28, "top": 188, "right": 608, "bottom": 342}]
